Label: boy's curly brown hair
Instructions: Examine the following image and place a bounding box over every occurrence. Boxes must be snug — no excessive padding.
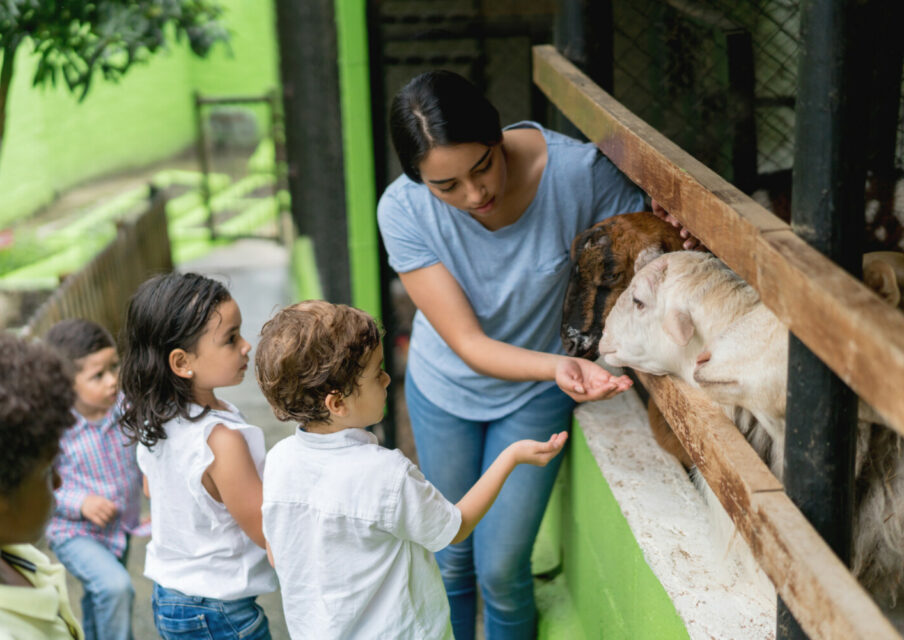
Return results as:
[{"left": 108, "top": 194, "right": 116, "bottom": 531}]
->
[
  {"left": 0, "top": 332, "right": 76, "bottom": 494},
  {"left": 255, "top": 300, "right": 382, "bottom": 425}
]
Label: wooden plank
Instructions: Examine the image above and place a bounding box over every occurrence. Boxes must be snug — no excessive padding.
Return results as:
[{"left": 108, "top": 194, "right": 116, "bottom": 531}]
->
[
  {"left": 25, "top": 194, "right": 173, "bottom": 337},
  {"left": 533, "top": 44, "right": 904, "bottom": 437},
  {"left": 637, "top": 371, "right": 899, "bottom": 640},
  {"left": 637, "top": 370, "right": 781, "bottom": 495}
]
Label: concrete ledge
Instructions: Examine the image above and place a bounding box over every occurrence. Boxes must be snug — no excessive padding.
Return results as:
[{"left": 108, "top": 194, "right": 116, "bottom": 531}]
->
[{"left": 572, "top": 377, "right": 775, "bottom": 639}]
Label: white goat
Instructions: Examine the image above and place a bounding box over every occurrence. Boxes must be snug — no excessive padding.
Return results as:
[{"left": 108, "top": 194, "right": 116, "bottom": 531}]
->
[
  {"left": 597, "top": 250, "right": 777, "bottom": 598},
  {"left": 693, "top": 252, "right": 904, "bottom": 606},
  {"left": 598, "top": 250, "right": 781, "bottom": 470}
]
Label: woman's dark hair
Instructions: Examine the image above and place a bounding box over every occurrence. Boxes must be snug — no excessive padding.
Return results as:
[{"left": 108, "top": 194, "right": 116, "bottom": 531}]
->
[
  {"left": 0, "top": 333, "right": 75, "bottom": 494},
  {"left": 120, "top": 272, "right": 231, "bottom": 448},
  {"left": 44, "top": 318, "right": 115, "bottom": 365},
  {"left": 389, "top": 70, "right": 503, "bottom": 182}
]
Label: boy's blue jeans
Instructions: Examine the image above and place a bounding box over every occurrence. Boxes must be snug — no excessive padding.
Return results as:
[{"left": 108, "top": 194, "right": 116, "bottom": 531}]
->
[
  {"left": 51, "top": 535, "right": 134, "bottom": 640},
  {"left": 405, "top": 371, "right": 574, "bottom": 640},
  {"left": 151, "top": 583, "right": 271, "bottom": 640}
]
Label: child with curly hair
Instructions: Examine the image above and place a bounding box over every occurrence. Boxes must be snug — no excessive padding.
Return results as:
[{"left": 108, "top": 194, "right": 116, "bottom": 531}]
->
[
  {"left": 256, "top": 300, "right": 568, "bottom": 640},
  {"left": 0, "top": 332, "right": 82, "bottom": 639}
]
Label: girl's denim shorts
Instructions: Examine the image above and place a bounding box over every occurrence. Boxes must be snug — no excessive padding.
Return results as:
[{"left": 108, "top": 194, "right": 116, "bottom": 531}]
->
[{"left": 152, "top": 583, "right": 271, "bottom": 640}]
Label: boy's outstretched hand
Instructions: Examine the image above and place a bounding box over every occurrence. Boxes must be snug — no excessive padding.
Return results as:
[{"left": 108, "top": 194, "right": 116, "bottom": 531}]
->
[
  {"left": 452, "top": 431, "right": 570, "bottom": 544},
  {"left": 510, "top": 431, "right": 569, "bottom": 467}
]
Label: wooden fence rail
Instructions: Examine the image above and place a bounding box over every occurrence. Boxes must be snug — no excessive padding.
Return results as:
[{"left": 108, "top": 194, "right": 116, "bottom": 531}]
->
[
  {"left": 25, "top": 191, "right": 172, "bottom": 339},
  {"left": 533, "top": 44, "right": 904, "bottom": 439},
  {"left": 532, "top": 44, "right": 901, "bottom": 640}
]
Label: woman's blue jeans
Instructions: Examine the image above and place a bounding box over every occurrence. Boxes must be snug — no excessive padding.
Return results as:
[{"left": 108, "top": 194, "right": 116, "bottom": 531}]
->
[
  {"left": 151, "top": 583, "right": 271, "bottom": 640},
  {"left": 51, "top": 535, "right": 134, "bottom": 640},
  {"left": 405, "top": 371, "right": 574, "bottom": 640}
]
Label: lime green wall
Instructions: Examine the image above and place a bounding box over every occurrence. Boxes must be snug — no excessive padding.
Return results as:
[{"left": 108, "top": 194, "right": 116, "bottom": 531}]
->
[
  {"left": 0, "top": 0, "right": 279, "bottom": 228},
  {"left": 537, "top": 421, "right": 689, "bottom": 639},
  {"left": 335, "top": 0, "right": 381, "bottom": 320}
]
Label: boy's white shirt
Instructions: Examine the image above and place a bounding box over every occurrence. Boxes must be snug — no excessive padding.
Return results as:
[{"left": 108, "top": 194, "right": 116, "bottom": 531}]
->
[
  {"left": 263, "top": 427, "right": 460, "bottom": 640},
  {"left": 137, "top": 401, "right": 277, "bottom": 600}
]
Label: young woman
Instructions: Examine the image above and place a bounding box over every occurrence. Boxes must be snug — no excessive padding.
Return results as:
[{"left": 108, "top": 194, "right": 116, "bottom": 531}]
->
[{"left": 376, "top": 70, "right": 647, "bottom": 639}]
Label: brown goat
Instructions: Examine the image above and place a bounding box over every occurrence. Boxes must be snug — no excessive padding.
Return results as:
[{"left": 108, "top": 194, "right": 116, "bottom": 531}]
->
[
  {"left": 561, "top": 212, "right": 688, "bottom": 359},
  {"left": 561, "top": 211, "right": 692, "bottom": 468}
]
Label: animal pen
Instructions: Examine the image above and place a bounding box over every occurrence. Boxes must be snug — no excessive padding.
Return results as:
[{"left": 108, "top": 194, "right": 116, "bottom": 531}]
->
[
  {"left": 276, "top": 0, "right": 904, "bottom": 636},
  {"left": 531, "top": 17, "right": 903, "bottom": 640}
]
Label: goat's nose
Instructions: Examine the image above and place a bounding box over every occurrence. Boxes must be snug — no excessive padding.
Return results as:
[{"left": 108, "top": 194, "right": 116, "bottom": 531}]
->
[{"left": 696, "top": 350, "right": 711, "bottom": 366}]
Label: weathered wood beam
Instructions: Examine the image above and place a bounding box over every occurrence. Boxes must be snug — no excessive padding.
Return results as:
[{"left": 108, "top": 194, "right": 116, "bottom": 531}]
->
[
  {"left": 637, "top": 371, "right": 899, "bottom": 640},
  {"left": 532, "top": 44, "right": 904, "bottom": 438}
]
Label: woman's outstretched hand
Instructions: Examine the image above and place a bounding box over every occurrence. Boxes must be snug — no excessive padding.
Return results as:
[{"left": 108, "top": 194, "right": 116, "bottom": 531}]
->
[
  {"left": 555, "top": 356, "right": 632, "bottom": 403},
  {"left": 509, "top": 431, "right": 569, "bottom": 467}
]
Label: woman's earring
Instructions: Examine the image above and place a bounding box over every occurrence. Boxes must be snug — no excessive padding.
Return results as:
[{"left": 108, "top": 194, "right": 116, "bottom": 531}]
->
[{"left": 188, "top": 370, "right": 193, "bottom": 377}]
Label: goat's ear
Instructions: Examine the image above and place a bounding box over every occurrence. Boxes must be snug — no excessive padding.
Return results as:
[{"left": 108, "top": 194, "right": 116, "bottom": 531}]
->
[
  {"left": 864, "top": 260, "right": 901, "bottom": 308},
  {"left": 663, "top": 308, "right": 695, "bottom": 346},
  {"left": 635, "top": 245, "right": 664, "bottom": 272}
]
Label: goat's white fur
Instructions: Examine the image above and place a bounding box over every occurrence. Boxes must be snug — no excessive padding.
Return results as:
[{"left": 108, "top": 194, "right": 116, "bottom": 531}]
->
[{"left": 599, "top": 249, "right": 904, "bottom": 606}]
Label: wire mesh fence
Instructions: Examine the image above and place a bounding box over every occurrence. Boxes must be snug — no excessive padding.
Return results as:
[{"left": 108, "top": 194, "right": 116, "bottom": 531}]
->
[
  {"left": 612, "top": 0, "right": 800, "bottom": 187},
  {"left": 373, "top": 0, "right": 903, "bottom": 250}
]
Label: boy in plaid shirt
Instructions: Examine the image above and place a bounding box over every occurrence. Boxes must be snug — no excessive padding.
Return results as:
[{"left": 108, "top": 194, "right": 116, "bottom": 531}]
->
[{"left": 44, "top": 319, "right": 143, "bottom": 640}]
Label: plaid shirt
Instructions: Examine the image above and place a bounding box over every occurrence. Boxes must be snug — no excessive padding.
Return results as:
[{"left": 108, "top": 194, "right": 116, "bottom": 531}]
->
[{"left": 45, "top": 400, "right": 142, "bottom": 559}]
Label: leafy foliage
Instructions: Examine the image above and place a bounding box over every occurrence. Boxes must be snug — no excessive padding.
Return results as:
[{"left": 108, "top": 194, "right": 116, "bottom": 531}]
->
[{"left": 0, "top": 1, "right": 228, "bottom": 100}]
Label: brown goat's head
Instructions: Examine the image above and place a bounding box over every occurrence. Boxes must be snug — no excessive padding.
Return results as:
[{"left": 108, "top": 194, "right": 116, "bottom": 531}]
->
[{"left": 561, "top": 211, "right": 687, "bottom": 359}]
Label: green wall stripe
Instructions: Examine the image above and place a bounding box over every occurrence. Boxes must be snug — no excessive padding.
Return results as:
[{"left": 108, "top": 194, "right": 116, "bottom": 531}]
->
[
  {"left": 292, "top": 235, "right": 324, "bottom": 301},
  {"left": 536, "top": 420, "right": 689, "bottom": 639},
  {"left": 334, "top": 0, "right": 381, "bottom": 320}
]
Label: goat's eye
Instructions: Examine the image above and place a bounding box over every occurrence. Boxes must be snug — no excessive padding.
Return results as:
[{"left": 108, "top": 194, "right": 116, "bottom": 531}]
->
[{"left": 632, "top": 297, "right": 645, "bottom": 310}]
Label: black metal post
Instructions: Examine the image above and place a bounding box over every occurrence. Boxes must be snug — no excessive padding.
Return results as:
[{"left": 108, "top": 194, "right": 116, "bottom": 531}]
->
[
  {"left": 725, "top": 29, "right": 757, "bottom": 194},
  {"left": 553, "top": 0, "right": 615, "bottom": 140},
  {"left": 778, "top": 0, "right": 868, "bottom": 637},
  {"left": 273, "top": 0, "right": 351, "bottom": 304},
  {"left": 862, "top": 0, "right": 904, "bottom": 251}
]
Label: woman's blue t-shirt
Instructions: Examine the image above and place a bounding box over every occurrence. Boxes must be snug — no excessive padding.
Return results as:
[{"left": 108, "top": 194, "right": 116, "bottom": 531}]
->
[{"left": 377, "top": 121, "right": 644, "bottom": 420}]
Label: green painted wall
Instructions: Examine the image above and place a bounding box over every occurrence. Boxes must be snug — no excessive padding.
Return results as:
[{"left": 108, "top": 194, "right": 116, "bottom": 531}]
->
[
  {"left": 334, "top": 0, "right": 381, "bottom": 321},
  {"left": 537, "top": 421, "right": 689, "bottom": 639},
  {"left": 0, "top": 0, "right": 279, "bottom": 228}
]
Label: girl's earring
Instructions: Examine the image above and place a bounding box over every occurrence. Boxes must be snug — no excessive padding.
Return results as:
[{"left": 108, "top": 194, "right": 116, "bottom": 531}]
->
[{"left": 188, "top": 370, "right": 194, "bottom": 377}]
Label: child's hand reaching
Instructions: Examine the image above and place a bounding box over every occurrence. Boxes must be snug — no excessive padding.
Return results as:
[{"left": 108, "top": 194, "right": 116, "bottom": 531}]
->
[
  {"left": 451, "top": 431, "right": 570, "bottom": 544},
  {"left": 508, "top": 431, "right": 569, "bottom": 467},
  {"left": 81, "top": 494, "right": 118, "bottom": 527}
]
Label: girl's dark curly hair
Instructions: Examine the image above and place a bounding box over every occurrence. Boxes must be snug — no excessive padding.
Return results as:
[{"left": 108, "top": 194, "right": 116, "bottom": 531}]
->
[
  {"left": 255, "top": 301, "right": 382, "bottom": 425},
  {"left": 120, "top": 272, "right": 231, "bottom": 448},
  {"left": 0, "top": 332, "right": 75, "bottom": 494}
]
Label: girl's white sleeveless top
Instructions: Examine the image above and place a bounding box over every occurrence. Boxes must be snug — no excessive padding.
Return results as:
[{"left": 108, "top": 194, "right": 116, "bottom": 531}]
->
[{"left": 137, "top": 401, "right": 277, "bottom": 600}]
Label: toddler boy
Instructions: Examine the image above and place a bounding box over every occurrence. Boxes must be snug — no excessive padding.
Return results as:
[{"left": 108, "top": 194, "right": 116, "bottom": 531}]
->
[
  {"left": 44, "top": 319, "right": 142, "bottom": 640},
  {"left": 256, "top": 300, "right": 567, "bottom": 640}
]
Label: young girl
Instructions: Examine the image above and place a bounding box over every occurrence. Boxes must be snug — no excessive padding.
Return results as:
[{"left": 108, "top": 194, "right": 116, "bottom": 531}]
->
[
  {"left": 44, "top": 319, "right": 142, "bottom": 640},
  {"left": 120, "top": 272, "right": 277, "bottom": 640}
]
